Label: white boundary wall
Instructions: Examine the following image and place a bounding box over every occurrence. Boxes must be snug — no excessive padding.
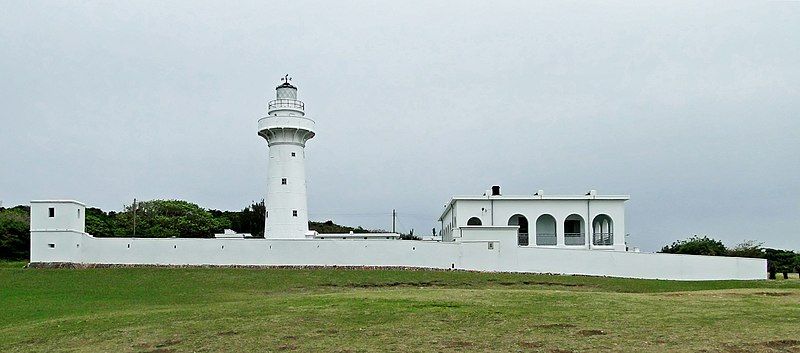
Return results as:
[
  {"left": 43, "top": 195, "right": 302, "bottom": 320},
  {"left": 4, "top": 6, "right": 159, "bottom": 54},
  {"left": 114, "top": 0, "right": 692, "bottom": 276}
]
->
[{"left": 30, "top": 230, "right": 767, "bottom": 281}]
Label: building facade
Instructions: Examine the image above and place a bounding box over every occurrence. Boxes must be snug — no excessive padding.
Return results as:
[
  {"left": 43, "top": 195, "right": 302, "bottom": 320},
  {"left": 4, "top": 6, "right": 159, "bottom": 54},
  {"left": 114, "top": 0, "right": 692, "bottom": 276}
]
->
[{"left": 439, "top": 187, "right": 627, "bottom": 251}]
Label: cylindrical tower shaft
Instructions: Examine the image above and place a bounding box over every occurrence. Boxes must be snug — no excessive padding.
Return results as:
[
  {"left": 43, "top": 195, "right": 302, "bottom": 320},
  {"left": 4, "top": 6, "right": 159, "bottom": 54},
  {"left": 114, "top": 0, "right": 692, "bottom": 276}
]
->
[{"left": 258, "top": 77, "right": 315, "bottom": 239}]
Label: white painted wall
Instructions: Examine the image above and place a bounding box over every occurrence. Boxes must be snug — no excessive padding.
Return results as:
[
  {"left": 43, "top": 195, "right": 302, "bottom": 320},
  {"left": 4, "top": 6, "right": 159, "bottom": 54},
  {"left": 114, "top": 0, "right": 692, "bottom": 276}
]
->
[
  {"left": 30, "top": 227, "right": 766, "bottom": 281},
  {"left": 30, "top": 200, "right": 85, "bottom": 233},
  {"left": 28, "top": 201, "right": 765, "bottom": 281}
]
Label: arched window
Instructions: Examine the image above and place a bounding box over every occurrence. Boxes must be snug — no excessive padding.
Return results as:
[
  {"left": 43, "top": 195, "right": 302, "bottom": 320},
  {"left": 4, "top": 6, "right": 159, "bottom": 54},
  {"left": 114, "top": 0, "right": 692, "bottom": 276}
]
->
[
  {"left": 592, "top": 214, "right": 614, "bottom": 246},
  {"left": 535, "top": 214, "right": 557, "bottom": 246},
  {"left": 564, "top": 214, "right": 585, "bottom": 246},
  {"left": 467, "top": 217, "right": 482, "bottom": 226},
  {"left": 508, "top": 214, "right": 529, "bottom": 246}
]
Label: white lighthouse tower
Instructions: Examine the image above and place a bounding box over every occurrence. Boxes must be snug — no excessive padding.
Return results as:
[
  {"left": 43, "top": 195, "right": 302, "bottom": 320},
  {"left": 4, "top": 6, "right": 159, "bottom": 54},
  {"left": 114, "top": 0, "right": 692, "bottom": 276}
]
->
[{"left": 258, "top": 75, "right": 315, "bottom": 239}]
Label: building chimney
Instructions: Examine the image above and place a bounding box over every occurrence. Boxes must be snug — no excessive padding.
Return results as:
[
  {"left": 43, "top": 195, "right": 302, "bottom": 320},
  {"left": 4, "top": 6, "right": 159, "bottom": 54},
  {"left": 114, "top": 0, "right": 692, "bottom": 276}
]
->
[{"left": 491, "top": 185, "right": 501, "bottom": 196}]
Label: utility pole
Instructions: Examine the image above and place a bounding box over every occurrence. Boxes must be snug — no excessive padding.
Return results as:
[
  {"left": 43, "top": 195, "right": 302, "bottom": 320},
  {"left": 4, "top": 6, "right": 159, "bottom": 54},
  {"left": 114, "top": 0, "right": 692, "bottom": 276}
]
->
[
  {"left": 132, "top": 198, "right": 137, "bottom": 237},
  {"left": 392, "top": 209, "right": 396, "bottom": 233}
]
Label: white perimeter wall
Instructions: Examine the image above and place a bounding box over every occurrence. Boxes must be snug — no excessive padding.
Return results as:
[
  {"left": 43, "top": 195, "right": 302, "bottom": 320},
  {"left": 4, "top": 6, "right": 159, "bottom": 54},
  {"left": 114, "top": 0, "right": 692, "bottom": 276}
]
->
[{"left": 30, "top": 229, "right": 767, "bottom": 281}]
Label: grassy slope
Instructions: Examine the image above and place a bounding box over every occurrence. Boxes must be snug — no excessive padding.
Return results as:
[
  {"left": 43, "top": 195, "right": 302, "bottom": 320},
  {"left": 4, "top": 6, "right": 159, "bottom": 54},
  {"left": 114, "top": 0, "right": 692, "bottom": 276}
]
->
[{"left": 1, "top": 262, "right": 799, "bottom": 353}]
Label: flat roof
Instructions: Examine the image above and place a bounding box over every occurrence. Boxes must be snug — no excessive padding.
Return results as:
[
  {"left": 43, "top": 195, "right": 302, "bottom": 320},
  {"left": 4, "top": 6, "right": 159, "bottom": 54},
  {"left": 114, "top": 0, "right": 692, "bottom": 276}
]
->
[
  {"left": 438, "top": 194, "right": 629, "bottom": 221},
  {"left": 30, "top": 200, "right": 86, "bottom": 206}
]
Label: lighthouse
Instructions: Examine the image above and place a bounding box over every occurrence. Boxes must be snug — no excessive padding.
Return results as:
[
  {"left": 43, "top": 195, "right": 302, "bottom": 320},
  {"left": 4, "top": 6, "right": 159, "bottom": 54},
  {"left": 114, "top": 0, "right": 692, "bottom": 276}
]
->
[{"left": 258, "top": 75, "right": 315, "bottom": 239}]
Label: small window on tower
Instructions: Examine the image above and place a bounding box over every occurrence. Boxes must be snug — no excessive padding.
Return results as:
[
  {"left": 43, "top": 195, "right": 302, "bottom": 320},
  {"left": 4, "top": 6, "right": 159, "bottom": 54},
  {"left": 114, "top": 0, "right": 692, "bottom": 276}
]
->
[
  {"left": 292, "top": 210, "right": 298, "bottom": 217},
  {"left": 281, "top": 178, "right": 287, "bottom": 185},
  {"left": 265, "top": 210, "right": 268, "bottom": 218},
  {"left": 291, "top": 152, "right": 296, "bottom": 157},
  {"left": 48, "top": 208, "right": 55, "bottom": 218}
]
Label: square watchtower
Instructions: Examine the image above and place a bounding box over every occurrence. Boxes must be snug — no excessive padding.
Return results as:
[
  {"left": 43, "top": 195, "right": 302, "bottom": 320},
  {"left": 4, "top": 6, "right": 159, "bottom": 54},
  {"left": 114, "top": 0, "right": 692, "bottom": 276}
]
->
[{"left": 30, "top": 200, "right": 86, "bottom": 233}]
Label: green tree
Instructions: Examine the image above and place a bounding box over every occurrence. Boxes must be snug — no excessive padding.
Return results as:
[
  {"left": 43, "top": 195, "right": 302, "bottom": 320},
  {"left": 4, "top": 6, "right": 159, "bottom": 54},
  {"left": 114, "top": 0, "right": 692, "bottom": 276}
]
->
[
  {"left": 0, "top": 206, "right": 31, "bottom": 260},
  {"left": 209, "top": 200, "right": 265, "bottom": 238},
  {"left": 659, "top": 235, "right": 727, "bottom": 256},
  {"left": 308, "top": 220, "right": 374, "bottom": 234},
  {"left": 764, "top": 248, "right": 796, "bottom": 280},
  {"left": 726, "top": 240, "right": 764, "bottom": 258},
  {"left": 115, "top": 200, "right": 230, "bottom": 238},
  {"left": 793, "top": 254, "right": 800, "bottom": 276},
  {"left": 85, "top": 207, "right": 116, "bottom": 237}
]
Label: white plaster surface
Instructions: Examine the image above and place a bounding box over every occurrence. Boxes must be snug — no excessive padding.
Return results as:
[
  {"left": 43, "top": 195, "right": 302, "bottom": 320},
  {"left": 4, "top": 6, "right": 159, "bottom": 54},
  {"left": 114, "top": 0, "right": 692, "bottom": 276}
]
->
[{"left": 30, "top": 228, "right": 766, "bottom": 281}]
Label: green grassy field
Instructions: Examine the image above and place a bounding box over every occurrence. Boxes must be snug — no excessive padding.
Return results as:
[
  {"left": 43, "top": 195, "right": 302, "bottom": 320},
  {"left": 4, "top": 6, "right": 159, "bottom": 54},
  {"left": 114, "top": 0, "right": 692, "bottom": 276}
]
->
[{"left": 1, "top": 261, "right": 799, "bottom": 353}]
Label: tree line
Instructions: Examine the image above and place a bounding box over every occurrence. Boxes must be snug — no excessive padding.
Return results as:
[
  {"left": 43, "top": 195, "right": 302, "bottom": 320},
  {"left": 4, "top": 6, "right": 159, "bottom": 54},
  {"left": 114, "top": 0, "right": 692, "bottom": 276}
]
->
[
  {"left": 659, "top": 235, "right": 800, "bottom": 279},
  {"left": 0, "top": 199, "right": 378, "bottom": 260}
]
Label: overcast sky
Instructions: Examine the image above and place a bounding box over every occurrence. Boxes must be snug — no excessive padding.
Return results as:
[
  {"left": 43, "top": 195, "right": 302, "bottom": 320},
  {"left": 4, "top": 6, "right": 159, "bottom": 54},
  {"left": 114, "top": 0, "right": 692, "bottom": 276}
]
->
[{"left": 1, "top": 1, "right": 798, "bottom": 251}]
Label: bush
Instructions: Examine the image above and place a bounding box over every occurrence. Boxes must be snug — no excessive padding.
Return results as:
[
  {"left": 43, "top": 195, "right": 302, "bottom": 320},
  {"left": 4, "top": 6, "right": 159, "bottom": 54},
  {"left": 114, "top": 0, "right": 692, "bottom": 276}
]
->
[{"left": 659, "top": 235, "right": 727, "bottom": 256}]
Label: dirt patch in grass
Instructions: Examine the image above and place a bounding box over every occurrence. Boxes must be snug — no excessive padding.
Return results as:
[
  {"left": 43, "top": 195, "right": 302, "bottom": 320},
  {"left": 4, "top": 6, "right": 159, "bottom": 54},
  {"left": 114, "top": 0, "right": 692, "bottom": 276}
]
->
[
  {"left": 519, "top": 341, "right": 543, "bottom": 348},
  {"left": 763, "top": 339, "right": 800, "bottom": 349},
  {"left": 276, "top": 344, "right": 298, "bottom": 351},
  {"left": 216, "top": 330, "right": 238, "bottom": 336},
  {"left": 498, "top": 280, "right": 590, "bottom": 288},
  {"left": 577, "top": 329, "right": 607, "bottom": 336},
  {"left": 324, "top": 280, "right": 449, "bottom": 288},
  {"left": 718, "top": 344, "right": 751, "bottom": 353},
  {"left": 411, "top": 302, "right": 462, "bottom": 309},
  {"left": 443, "top": 340, "right": 474, "bottom": 348},
  {"left": 156, "top": 338, "right": 182, "bottom": 347},
  {"left": 534, "top": 323, "right": 576, "bottom": 329},
  {"left": 522, "top": 281, "right": 589, "bottom": 288},
  {"left": 721, "top": 339, "right": 800, "bottom": 352},
  {"left": 550, "top": 349, "right": 575, "bottom": 353},
  {"left": 134, "top": 337, "right": 181, "bottom": 352},
  {"left": 753, "top": 292, "right": 794, "bottom": 297}
]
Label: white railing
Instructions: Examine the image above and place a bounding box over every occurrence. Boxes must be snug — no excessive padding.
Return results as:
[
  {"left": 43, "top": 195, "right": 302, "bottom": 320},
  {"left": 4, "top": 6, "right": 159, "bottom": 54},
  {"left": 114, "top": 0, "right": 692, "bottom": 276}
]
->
[
  {"left": 518, "top": 233, "right": 529, "bottom": 246},
  {"left": 536, "top": 233, "right": 557, "bottom": 246},
  {"left": 564, "top": 232, "right": 584, "bottom": 246},
  {"left": 593, "top": 232, "right": 613, "bottom": 246},
  {"left": 268, "top": 99, "right": 304, "bottom": 110}
]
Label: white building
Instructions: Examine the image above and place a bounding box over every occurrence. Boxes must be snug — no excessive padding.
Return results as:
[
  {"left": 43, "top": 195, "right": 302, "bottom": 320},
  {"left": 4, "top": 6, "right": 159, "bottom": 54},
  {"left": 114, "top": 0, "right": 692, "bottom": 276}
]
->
[
  {"left": 26, "top": 77, "right": 768, "bottom": 281},
  {"left": 439, "top": 187, "right": 627, "bottom": 251}
]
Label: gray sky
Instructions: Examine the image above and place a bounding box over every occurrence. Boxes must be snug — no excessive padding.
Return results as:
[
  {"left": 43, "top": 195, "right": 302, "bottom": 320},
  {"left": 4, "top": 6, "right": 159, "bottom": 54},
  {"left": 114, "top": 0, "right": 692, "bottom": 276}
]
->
[{"left": 2, "top": 1, "right": 798, "bottom": 251}]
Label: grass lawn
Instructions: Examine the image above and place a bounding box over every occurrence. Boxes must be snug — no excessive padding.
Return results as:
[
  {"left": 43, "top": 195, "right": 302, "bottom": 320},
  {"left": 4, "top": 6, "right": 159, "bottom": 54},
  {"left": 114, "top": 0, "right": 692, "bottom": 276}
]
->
[{"left": 1, "top": 262, "right": 799, "bottom": 353}]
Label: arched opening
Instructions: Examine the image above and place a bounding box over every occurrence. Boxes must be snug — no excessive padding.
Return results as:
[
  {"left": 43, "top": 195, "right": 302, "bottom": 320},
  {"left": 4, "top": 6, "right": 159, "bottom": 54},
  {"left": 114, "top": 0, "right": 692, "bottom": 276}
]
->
[
  {"left": 467, "top": 217, "right": 482, "bottom": 226},
  {"left": 592, "top": 214, "right": 614, "bottom": 246},
  {"left": 535, "top": 214, "right": 557, "bottom": 246},
  {"left": 508, "top": 214, "right": 529, "bottom": 246},
  {"left": 564, "top": 214, "right": 585, "bottom": 246}
]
